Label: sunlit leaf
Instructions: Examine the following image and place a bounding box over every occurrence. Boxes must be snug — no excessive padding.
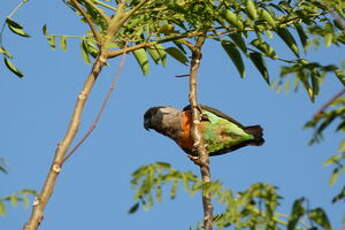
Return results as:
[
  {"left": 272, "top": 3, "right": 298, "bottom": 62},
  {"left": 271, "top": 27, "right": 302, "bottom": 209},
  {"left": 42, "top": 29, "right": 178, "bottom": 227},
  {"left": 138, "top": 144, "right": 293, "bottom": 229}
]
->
[
  {"left": 133, "top": 48, "right": 149, "bottom": 75},
  {"left": 148, "top": 46, "right": 162, "bottom": 64},
  {"left": 260, "top": 9, "right": 276, "bottom": 27},
  {"left": 222, "top": 9, "right": 244, "bottom": 30},
  {"left": 0, "top": 47, "right": 13, "bottom": 58},
  {"left": 246, "top": 0, "right": 258, "bottom": 20},
  {"left": 60, "top": 36, "right": 67, "bottom": 51},
  {"left": 6, "top": 18, "right": 30, "bottom": 38},
  {"left": 10, "top": 195, "right": 18, "bottom": 207},
  {"left": 250, "top": 39, "right": 277, "bottom": 59},
  {"left": 46, "top": 35, "right": 56, "bottom": 50},
  {"left": 324, "top": 154, "right": 343, "bottom": 166},
  {"left": 0, "top": 202, "right": 5, "bottom": 216},
  {"left": 329, "top": 168, "right": 340, "bottom": 186},
  {"left": 4, "top": 57, "right": 24, "bottom": 78}
]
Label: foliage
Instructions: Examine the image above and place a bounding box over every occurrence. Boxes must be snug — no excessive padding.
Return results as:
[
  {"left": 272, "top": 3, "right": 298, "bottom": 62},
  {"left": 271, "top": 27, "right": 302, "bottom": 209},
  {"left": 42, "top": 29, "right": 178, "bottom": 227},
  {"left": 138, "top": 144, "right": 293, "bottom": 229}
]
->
[
  {"left": 304, "top": 91, "right": 345, "bottom": 203},
  {"left": 0, "top": 189, "right": 37, "bottom": 216},
  {"left": 1, "top": 0, "right": 344, "bottom": 229},
  {"left": 130, "top": 162, "right": 332, "bottom": 230},
  {"left": 2, "top": 0, "right": 344, "bottom": 103},
  {"left": 0, "top": 158, "right": 36, "bottom": 216}
]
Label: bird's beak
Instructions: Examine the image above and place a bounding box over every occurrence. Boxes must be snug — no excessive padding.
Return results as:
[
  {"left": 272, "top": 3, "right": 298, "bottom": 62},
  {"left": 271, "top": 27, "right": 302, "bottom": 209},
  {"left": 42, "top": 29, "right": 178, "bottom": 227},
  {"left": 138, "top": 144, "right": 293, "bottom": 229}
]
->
[{"left": 144, "top": 119, "right": 151, "bottom": 131}]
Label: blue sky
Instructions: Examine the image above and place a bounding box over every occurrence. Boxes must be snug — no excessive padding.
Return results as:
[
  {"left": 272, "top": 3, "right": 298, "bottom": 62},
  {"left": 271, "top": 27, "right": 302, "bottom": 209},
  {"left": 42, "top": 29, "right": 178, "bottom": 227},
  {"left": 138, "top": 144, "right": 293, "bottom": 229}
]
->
[{"left": 1, "top": 1, "right": 344, "bottom": 230}]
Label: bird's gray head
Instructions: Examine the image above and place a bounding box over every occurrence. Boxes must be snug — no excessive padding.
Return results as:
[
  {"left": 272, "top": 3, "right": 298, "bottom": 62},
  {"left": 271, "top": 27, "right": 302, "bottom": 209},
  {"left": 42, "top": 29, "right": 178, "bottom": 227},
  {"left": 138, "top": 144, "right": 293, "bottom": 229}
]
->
[{"left": 143, "top": 106, "right": 182, "bottom": 139}]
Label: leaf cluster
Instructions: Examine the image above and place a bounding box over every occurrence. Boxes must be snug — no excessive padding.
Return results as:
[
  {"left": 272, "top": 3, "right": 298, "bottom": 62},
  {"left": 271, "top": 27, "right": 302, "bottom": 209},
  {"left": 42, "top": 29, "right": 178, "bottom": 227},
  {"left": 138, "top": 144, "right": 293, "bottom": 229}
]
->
[
  {"left": 129, "top": 162, "right": 332, "bottom": 230},
  {"left": 0, "top": 189, "right": 37, "bottom": 216}
]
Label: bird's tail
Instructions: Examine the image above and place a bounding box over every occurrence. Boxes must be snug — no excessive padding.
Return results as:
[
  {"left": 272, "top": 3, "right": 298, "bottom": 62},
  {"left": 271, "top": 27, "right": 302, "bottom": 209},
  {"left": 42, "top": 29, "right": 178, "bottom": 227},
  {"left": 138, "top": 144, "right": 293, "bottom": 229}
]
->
[{"left": 244, "top": 125, "right": 265, "bottom": 146}]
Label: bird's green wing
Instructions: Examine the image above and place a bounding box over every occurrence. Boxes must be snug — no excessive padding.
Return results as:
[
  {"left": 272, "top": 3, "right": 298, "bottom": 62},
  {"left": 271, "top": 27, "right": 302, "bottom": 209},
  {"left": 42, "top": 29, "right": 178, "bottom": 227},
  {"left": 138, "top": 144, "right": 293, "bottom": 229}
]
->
[{"left": 183, "top": 104, "right": 245, "bottom": 128}]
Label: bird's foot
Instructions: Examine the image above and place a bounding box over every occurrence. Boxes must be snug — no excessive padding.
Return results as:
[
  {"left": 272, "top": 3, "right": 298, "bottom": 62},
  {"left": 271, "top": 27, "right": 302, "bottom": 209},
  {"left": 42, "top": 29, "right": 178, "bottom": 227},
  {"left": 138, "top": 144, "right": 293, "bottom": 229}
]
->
[{"left": 187, "top": 154, "right": 208, "bottom": 168}]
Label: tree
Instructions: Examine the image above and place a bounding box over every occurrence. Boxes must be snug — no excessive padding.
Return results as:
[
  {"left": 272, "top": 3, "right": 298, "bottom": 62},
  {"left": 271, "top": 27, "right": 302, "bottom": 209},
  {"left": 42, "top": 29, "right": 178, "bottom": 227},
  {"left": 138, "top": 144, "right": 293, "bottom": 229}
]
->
[{"left": 0, "top": 0, "right": 344, "bottom": 230}]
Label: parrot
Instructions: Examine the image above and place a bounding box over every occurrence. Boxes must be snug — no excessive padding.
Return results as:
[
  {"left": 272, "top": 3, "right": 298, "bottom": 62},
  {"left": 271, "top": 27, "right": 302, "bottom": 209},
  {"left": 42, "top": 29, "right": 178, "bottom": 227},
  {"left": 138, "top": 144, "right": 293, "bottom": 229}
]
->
[{"left": 143, "top": 105, "right": 264, "bottom": 157}]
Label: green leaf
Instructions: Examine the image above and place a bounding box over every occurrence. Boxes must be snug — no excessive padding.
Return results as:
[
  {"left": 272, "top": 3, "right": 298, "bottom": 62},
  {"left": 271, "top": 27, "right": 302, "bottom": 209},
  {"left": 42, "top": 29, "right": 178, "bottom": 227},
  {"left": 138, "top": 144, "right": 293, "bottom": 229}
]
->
[
  {"left": 324, "top": 33, "right": 333, "bottom": 47},
  {"left": 6, "top": 18, "right": 30, "bottom": 38},
  {"left": 0, "top": 47, "right": 13, "bottom": 58},
  {"left": 10, "top": 195, "right": 18, "bottom": 207},
  {"left": 155, "top": 44, "right": 167, "bottom": 67},
  {"left": 6, "top": 17, "right": 23, "bottom": 29},
  {"left": 148, "top": 46, "right": 162, "bottom": 65},
  {"left": 260, "top": 9, "right": 276, "bottom": 27},
  {"left": 4, "top": 57, "right": 24, "bottom": 78},
  {"left": 80, "top": 40, "right": 91, "bottom": 64},
  {"left": 128, "top": 202, "right": 140, "bottom": 214},
  {"left": 249, "top": 52, "right": 269, "bottom": 84},
  {"left": 295, "top": 24, "right": 308, "bottom": 52},
  {"left": 83, "top": 39, "right": 98, "bottom": 58},
  {"left": 0, "top": 158, "right": 7, "bottom": 174},
  {"left": 275, "top": 28, "right": 300, "bottom": 57},
  {"left": 332, "top": 186, "right": 345, "bottom": 203},
  {"left": 309, "top": 208, "right": 332, "bottom": 230},
  {"left": 0, "top": 202, "right": 5, "bottom": 216},
  {"left": 229, "top": 33, "right": 247, "bottom": 53},
  {"left": 287, "top": 198, "right": 305, "bottom": 230},
  {"left": 250, "top": 39, "right": 277, "bottom": 59},
  {"left": 156, "top": 185, "right": 162, "bottom": 202},
  {"left": 222, "top": 10, "right": 244, "bottom": 30},
  {"left": 165, "top": 47, "right": 188, "bottom": 65},
  {"left": 221, "top": 41, "right": 245, "bottom": 78},
  {"left": 324, "top": 154, "right": 342, "bottom": 166},
  {"left": 46, "top": 35, "right": 56, "bottom": 50},
  {"left": 42, "top": 24, "right": 47, "bottom": 36},
  {"left": 246, "top": 0, "right": 258, "bottom": 20},
  {"left": 60, "top": 36, "right": 67, "bottom": 51},
  {"left": 170, "top": 181, "right": 178, "bottom": 199},
  {"left": 329, "top": 168, "right": 340, "bottom": 186},
  {"left": 338, "top": 140, "right": 345, "bottom": 152},
  {"left": 133, "top": 48, "right": 149, "bottom": 75}
]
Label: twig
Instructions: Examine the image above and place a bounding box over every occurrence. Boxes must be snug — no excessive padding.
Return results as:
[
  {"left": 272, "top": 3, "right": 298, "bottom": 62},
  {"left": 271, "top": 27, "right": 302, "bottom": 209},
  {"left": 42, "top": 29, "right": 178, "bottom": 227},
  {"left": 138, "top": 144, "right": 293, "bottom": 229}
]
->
[
  {"left": 23, "top": 2, "right": 137, "bottom": 229},
  {"left": 314, "top": 88, "right": 345, "bottom": 119},
  {"left": 93, "top": 0, "right": 117, "bottom": 11},
  {"left": 70, "top": 0, "right": 102, "bottom": 46},
  {"left": 175, "top": 74, "right": 190, "bottom": 78},
  {"left": 23, "top": 51, "right": 108, "bottom": 230},
  {"left": 63, "top": 44, "right": 128, "bottom": 163},
  {"left": 188, "top": 35, "right": 213, "bottom": 230}
]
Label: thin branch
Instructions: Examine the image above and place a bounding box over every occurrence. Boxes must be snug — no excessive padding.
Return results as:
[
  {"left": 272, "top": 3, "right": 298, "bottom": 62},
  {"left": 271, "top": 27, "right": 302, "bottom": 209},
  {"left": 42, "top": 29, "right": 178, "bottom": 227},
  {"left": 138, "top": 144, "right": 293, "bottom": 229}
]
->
[
  {"left": 23, "top": 51, "right": 108, "bottom": 230},
  {"left": 314, "top": 88, "right": 345, "bottom": 119},
  {"left": 71, "top": 0, "right": 102, "bottom": 46},
  {"left": 63, "top": 44, "right": 128, "bottom": 163},
  {"left": 93, "top": 0, "right": 117, "bottom": 11},
  {"left": 188, "top": 35, "right": 214, "bottom": 230},
  {"left": 84, "top": 0, "right": 111, "bottom": 24},
  {"left": 107, "top": 30, "right": 205, "bottom": 58}
]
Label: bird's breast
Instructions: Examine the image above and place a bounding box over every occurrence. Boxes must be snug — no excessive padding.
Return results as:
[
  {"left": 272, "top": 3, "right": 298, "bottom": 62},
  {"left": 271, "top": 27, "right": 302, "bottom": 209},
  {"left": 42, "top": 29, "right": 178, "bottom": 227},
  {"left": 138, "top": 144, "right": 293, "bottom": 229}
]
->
[{"left": 177, "top": 111, "right": 194, "bottom": 151}]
